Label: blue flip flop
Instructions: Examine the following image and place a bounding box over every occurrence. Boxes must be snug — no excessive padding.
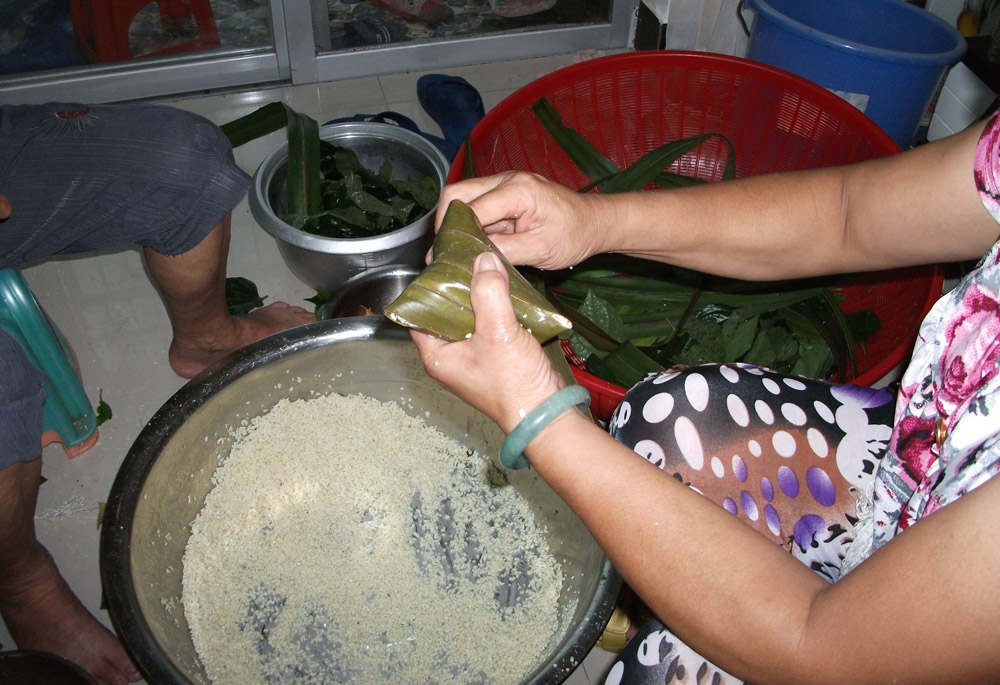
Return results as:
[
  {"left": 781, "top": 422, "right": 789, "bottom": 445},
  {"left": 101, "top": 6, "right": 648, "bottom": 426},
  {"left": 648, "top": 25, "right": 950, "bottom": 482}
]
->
[{"left": 417, "top": 74, "right": 486, "bottom": 159}]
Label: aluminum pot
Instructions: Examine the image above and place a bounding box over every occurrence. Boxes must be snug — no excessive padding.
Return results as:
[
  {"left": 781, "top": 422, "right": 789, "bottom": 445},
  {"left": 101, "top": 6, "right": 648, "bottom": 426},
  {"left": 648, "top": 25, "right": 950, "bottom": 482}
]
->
[
  {"left": 319, "top": 264, "right": 419, "bottom": 319},
  {"left": 249, "top": 122, "right": 449, "bottom": 292},
  {"left": 100, "top": 317, "right": 621, "bottom": 685}
]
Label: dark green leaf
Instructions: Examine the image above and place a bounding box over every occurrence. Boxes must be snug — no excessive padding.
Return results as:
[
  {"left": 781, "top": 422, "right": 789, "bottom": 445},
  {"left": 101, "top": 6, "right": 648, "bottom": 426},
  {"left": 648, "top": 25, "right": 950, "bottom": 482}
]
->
[
  {"left": 96, "top": 388, "right": 112, "bottom": 427},
  {"left": 599, "top": 341, "right": 664, "bottom": 387},
  {"left": 305, "top": 289, "right": 331, "bottom": 318},
  {"left": 721, "top": 311, "right": 760, "bottom": 360},
  {"left": 845, "top": 309, "right": 882, "bottom": 344},
  {"left": 285, "top": 107, "right": 322, "bottom": 217},
  {"left": 219, "top": 102, "right": 288, "bottom": 148},
  {"left": 532, "top": 97, "right": 620, "bottom": 186},
  {"left": 601, "top": 134, "right": 727, "bottom": 194},
  {"left": 225, "top": 276, "right": 266, "bottom": 315},
  {"left": 577, "top": 291, "right": 627, "bottom": 343},
  {"left": 463, "top": 137, "right": 478, "bottom": 179}
]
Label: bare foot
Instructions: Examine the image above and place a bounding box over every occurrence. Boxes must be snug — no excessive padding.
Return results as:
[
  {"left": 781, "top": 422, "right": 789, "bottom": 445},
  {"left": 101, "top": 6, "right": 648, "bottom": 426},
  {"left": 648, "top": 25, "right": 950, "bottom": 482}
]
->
[
  {"left": 0, "top": 550, "right": 141, "bottom": 685},
  {"left": 169, "top": 300, "right": 315, "bottom": 379}
]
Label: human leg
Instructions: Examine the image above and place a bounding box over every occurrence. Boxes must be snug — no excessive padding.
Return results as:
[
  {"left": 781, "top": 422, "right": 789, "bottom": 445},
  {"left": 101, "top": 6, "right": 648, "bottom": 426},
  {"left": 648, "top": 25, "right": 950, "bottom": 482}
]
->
[
  {"left": 0, "top": 102, "right": 313, "bottom": 378},
  {"left": 602, "top": 363, "right": 896, "bottom": 683},
  {"left": 0, "top": 330, "right": 139, "bottom": 684},
  {"left": 143, "top": 213, "right": 314, "bottom": 379}
]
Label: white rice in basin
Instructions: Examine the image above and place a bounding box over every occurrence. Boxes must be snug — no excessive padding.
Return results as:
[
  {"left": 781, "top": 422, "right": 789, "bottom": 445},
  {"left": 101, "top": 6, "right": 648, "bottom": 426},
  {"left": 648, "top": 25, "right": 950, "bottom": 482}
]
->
[{"left": 182, "top": 392, "right": 565, "bottom": 684}]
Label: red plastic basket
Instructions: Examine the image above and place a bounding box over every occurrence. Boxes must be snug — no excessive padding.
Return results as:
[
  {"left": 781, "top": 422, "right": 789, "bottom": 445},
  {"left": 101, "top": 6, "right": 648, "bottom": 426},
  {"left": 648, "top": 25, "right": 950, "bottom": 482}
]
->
[{"left": 449, "top": 51, "right": 943, "bottom": 421}]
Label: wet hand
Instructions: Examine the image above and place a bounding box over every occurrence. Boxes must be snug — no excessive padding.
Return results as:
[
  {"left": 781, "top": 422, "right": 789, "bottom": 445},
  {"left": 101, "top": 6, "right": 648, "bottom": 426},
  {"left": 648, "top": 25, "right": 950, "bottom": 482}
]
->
[
  {"left": 435, "top": 172, "right": 610, "bottom": 271},
  {"left": 411, "top": 251, "right": 566, "bottom": 433}
]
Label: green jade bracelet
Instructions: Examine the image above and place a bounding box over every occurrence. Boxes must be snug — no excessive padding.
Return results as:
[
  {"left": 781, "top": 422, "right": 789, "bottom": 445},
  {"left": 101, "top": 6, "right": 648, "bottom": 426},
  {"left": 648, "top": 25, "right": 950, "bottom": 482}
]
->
[{"left": 499, "top": 385, "right": 591, "bottom": 470}]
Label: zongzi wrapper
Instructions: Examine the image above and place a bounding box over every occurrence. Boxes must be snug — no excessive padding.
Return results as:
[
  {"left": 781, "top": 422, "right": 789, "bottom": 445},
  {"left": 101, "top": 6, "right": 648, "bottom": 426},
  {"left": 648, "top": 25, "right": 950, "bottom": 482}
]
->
[{"left": 385, "top": 200, "right": 572, "bottom": 342}]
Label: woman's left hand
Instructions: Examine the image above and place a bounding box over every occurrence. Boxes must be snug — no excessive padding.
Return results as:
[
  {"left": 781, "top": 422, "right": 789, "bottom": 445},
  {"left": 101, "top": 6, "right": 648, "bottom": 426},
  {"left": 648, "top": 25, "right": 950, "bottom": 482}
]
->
[{"left": 410, "top": 251, "right": 567, "bottom": 434}]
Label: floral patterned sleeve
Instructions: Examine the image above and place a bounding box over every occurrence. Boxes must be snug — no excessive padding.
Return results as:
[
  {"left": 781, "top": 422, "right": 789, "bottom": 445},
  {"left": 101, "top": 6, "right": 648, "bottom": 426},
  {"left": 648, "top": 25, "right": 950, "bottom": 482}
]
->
[
  {"left": 868, "top": 114, "right": 1000, "bottom": 556},
  {"left": 974, "top": 110, "right": 1000, "bottom": 223}
]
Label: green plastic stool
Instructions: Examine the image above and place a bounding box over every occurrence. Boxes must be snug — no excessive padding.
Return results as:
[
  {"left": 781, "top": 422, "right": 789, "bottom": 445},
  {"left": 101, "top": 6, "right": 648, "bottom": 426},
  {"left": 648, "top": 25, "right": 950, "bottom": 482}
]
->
[{"left": 0, "top": 269, "right": 98, "bottom": 457}]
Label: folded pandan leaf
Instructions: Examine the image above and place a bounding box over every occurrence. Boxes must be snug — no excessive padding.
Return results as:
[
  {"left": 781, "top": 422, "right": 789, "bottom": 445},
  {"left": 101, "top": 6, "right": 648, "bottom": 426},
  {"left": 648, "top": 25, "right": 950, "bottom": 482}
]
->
[{"left": 384, "top": 200, "right": 572, "bottom": 342}]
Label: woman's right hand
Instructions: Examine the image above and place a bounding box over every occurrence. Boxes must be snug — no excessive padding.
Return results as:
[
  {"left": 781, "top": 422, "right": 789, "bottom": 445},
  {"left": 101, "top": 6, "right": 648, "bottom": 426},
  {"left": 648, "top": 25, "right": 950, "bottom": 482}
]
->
[
  {"left": 436, "top": 171, "right": 615, "bottom": 271},
  {"left": 410, "top": 251, "right": 567, "bottom": 434}
]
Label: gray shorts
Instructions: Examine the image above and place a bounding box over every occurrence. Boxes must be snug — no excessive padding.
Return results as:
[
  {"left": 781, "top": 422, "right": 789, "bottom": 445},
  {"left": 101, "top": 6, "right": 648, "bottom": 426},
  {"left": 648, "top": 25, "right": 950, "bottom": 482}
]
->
[{"left": 0, "top": 102, "right": 251, "bottom": 467}]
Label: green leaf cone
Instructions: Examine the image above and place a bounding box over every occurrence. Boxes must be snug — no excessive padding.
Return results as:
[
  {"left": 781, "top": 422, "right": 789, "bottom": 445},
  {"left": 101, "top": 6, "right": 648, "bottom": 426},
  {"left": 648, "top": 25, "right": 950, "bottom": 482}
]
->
[{"left": 385, "top": 200, "right": 572, "bottom": 343}]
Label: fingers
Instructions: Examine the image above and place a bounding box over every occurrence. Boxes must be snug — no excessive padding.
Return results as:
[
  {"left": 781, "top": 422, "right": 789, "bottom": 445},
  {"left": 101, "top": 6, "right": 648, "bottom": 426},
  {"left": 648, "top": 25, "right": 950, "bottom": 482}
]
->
[
  {"left": 469, "top": 252, "right": 520, "bottom": 339},
  {"left": 436, "top": 172, "right": 540, "bottom": 233},
  {"left": 409, "top": 328, "right": 447, "bottom": 359},
  {"left": 435, "top": 174, "right": 514, "bottom": 229}
]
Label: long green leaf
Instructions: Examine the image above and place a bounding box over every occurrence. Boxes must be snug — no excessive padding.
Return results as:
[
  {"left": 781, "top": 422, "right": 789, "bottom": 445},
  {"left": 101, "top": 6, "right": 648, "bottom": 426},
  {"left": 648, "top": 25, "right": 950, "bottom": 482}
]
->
[
  {"left": 589, "top": 342, "right": 663, "bottom": 388},
  {"left": 463, "top": 137, "right": 478, "bottom": 179},
  {"left": 605, "top": 133, "right": 736, "bottom": 193},
  {"left": 531, "top": 98, "right": 620, "bottom": 185},
  {"left": 600, "top": 135, "right": 720, "bottom": 193},
  {"left": 219, "top": 102, "right": 288, "bottom": 148},
  {"left": 284, "top": 107, "right": 322, "bottom": 217}
]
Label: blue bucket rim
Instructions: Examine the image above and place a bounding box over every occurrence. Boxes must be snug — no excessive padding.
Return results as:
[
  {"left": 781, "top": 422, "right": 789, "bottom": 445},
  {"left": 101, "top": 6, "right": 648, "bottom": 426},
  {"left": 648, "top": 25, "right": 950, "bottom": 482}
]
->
[{"left": 745, "top": 0, "right": 966, "bottom": 66}]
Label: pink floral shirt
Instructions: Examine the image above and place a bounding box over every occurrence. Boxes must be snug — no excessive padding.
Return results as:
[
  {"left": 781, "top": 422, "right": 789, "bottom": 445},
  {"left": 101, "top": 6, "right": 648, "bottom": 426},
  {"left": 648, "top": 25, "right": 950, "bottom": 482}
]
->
[{"left": 870, "top": 112, "right": 1000, "bottom": 551}]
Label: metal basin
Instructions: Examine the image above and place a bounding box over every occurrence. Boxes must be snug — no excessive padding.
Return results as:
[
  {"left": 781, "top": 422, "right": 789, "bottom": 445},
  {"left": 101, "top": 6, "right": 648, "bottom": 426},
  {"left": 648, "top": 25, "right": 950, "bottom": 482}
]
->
[
  {"left": 320, "top": 264, "right": 419, "bottom": 319},
  {"left": 100, "top": 318, "right": 620, "bottom": 684},
  {"left": 249, "top": 122, "right": 448, "bottom": 292}
]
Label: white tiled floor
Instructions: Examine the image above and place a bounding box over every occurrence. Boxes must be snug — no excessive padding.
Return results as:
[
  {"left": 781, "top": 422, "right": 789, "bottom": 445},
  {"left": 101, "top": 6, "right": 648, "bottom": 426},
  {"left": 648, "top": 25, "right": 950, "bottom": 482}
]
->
[{"left": 3, "top": 52, "right": 621, "bottom": 684}]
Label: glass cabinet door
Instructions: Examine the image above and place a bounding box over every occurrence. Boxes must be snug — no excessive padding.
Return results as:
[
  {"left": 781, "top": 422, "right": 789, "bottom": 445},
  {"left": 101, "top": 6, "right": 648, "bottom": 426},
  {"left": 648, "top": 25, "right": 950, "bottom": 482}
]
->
[
  {"left": 0, "top": 0, "right": 290, "bottom": 104},
  {"left": 0, "top": 0, "right": 633, "bottom": 103},
  {"left": 292, "top": 0, "right": 633, "bottom": 81}
]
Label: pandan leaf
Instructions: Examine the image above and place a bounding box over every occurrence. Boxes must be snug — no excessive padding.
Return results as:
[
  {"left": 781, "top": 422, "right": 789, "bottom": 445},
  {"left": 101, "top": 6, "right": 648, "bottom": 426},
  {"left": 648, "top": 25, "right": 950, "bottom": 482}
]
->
[
  {"left": 601, "top": 134, "right": 736, "bottom": 193},
  {"left": 532, "top": 98, "right": 620, "bottom": 187},
  {"left": 463, "top": 137, "right": 478, "bottom": 179},
  {"left": 532, "top": 98, "right": 736, "bottom": 193},
  {"left": 385, "top": 200, "right": 572, "bottom": 343},
  {"left": 284, "top": 108, "right": 322, "bottom": 217},
  {"left": 219, "top": 102, "right": 289, "bottom": 148}
]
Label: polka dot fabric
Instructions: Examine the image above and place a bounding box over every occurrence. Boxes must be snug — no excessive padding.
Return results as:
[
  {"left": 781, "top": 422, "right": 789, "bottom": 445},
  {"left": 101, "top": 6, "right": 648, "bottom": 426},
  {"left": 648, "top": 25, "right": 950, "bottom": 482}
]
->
[{"left": 610, "top": 363, "right": 895, "bottom": 583}]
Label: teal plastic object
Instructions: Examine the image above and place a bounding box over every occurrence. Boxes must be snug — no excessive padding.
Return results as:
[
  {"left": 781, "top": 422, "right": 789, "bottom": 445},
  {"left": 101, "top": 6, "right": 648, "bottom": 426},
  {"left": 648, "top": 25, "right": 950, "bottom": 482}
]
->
[{"left": 0, "top": 268, "right": 97, "bottom": 456}]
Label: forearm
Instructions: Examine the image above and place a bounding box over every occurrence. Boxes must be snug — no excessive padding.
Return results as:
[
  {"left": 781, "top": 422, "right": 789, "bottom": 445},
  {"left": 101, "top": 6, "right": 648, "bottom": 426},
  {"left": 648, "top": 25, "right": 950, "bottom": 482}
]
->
[
  {"left": 523, "top": 412, "right": 828, "bottom": 682},
  {"left": 592, "top": 121, "right": 996, "bottom": 280},
  {"left": 601, "top": 168, "right": 852, "bottom": 280}
]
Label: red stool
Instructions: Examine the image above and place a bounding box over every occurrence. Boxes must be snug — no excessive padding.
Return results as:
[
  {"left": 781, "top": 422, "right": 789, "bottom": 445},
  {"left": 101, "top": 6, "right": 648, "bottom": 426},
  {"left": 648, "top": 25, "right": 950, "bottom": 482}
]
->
[{"left": 70, "top": 0, "right": 220, "bottom": 63}]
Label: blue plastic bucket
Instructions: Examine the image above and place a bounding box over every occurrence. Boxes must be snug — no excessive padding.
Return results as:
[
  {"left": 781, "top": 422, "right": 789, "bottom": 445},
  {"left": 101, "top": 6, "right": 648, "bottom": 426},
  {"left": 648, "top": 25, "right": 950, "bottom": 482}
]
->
[{"left": 744, "top": 0, "right": 966, "bottom": 147}]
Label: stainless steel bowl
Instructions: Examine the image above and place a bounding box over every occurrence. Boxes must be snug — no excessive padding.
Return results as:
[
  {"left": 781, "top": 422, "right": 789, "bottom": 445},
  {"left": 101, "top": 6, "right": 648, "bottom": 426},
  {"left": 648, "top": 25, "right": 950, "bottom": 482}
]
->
[
  {"left": 320, "top": 264, "right": 419, "bottom": 319},
  {"left": 100, "top": 318, "right": 620, "bottom": 685},
  {"left": 249, "top": 122, "right": 449, "bottom": 292}
]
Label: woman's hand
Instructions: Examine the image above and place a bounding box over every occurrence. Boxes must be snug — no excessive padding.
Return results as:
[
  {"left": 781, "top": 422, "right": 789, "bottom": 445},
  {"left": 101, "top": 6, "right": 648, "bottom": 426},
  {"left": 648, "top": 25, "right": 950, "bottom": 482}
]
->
[
  {"left": 435, "top": 171, "right": 615, "bottom": 271},
  {"left": 410, "top": 251, "right": 567, "bottom": 433}
]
